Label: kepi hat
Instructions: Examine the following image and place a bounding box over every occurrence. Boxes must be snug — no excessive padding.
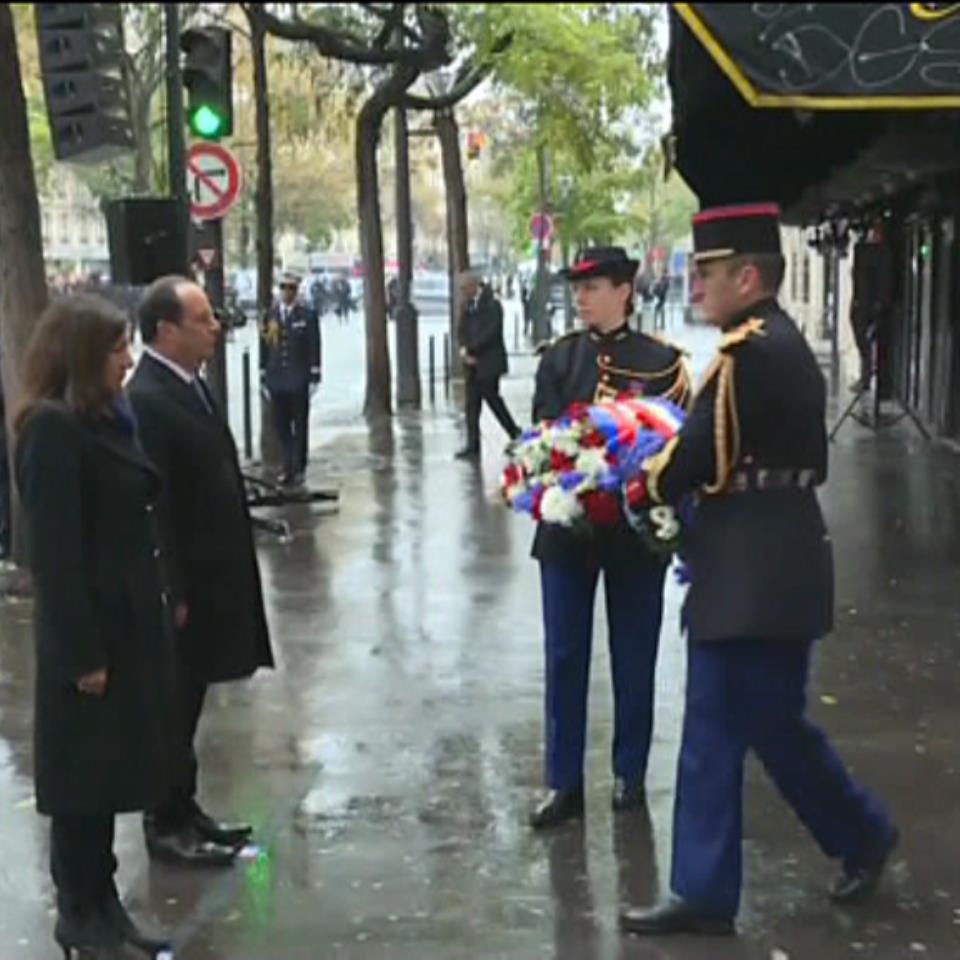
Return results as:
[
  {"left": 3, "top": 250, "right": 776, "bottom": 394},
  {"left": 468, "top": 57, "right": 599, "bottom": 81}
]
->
[
  {"left": 692, "top": 203, "right": 782, "bottom": 264},
  {"left": 561, "top": 246, "right": 639, "bottom": 283}
]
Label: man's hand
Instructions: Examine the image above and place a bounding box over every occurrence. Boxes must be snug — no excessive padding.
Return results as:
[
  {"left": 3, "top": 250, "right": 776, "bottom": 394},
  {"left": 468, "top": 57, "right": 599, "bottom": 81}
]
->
[
  {"left": 76, "top": 667, "right": 108, "bottom": 696},
  {"left": 459, "top": 347, "right": 477, "bottom": 367},
  {"left": 174, "top": 602, "right": 189, "bottom": 631}
]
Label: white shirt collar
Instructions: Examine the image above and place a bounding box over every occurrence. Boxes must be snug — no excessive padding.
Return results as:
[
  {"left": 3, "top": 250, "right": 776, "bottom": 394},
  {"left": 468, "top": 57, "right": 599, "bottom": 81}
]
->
[{"left": 143, "top": 346, "right": 195, "bottom": 385}]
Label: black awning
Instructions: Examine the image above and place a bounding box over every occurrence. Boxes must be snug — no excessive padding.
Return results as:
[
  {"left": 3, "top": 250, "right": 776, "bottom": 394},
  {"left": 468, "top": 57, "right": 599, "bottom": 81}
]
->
[
  {"left": 675, "top": 3, "right": 960, "bottom": 109},
  {"left": 668, "top": 4, "right": 960, "bottom": 220}
]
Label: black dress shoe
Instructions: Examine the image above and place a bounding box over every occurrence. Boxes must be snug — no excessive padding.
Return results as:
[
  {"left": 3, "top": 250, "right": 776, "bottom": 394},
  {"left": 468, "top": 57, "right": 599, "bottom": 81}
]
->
[
  {"left": 101, "top": 884, "right": 171, "bottom": 955},
  {"left": 190, "top": 806, "right": 253, "bottom": 848},
  {"left": 454, "top": 447, "right": 480, "bottom": 461},
  {"left": 54, "top": 909, "right": 123, "bottom": 959},
  {"left": 146, "top": 824, "right": 238, "bottom": 868},
  {"left": 830, "top": 826, "right": 899, "bottom": 904},
  {"left": 619, "top": 898, "right": 735, "bottom": 936},
  {"left": 612, "top": 778, "right": 646, "bottom": 812},
  {"left": 529, "top": 788, "right": 585, "bottom": 830}
]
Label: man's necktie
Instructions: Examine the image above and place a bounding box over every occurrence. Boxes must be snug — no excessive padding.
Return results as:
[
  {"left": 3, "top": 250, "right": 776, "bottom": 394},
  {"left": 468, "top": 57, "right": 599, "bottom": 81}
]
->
[{"left": 192, "top": 378, "right": 213, "bottom": 414}]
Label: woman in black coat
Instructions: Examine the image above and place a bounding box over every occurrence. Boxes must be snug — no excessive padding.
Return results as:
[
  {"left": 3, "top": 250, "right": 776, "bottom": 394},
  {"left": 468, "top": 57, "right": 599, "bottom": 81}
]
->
[{"left": 14, "top": 295, "right": 172, "bottom": 959}]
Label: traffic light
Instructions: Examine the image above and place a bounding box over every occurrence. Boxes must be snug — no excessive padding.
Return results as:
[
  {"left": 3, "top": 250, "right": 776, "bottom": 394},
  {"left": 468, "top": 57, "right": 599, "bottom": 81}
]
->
[
  {"left": 181, "top": 27, "right": 233, "bottom": 140},
  {"left": 35, "top": 4, "right": 134, "bottom": 163}
]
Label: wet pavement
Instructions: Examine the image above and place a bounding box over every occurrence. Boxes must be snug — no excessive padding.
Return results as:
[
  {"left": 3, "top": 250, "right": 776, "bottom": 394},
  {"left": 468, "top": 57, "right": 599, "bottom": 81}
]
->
[{"left": 2, "top": 311, "right": 960, "bottom": 959}]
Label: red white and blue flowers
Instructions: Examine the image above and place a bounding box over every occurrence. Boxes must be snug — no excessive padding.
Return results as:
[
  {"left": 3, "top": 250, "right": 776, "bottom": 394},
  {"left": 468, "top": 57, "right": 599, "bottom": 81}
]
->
[{"left": 501, "top": 396, "right": 686, "bottom": 550}]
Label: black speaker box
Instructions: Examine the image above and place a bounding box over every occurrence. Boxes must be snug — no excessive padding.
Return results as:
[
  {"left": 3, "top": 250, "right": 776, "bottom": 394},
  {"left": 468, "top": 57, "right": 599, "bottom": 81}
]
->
[{"left": 104, "top": 198, "right": 187, "bottom": 285}]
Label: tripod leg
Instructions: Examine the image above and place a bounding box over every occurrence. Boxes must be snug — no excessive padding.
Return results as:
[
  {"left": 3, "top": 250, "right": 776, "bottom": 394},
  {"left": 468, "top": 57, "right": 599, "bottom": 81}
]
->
[{"left": 829, "top": 387, "right": 867, "bottom": 441}]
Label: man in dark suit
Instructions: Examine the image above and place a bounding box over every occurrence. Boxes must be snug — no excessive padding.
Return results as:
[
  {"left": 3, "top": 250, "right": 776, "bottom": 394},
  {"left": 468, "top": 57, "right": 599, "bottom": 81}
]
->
[
  {"left": 455, "top": 271, "right": 521, "bottom": 460},
  {"left": 260, "top": 271, "right": 321, "bottom": 487},
  {"left": 130, "top": 276, "right": 275, "bottom": 868},
  {"left": 620, "top": 205, "right": 897, "bottom": 937}
]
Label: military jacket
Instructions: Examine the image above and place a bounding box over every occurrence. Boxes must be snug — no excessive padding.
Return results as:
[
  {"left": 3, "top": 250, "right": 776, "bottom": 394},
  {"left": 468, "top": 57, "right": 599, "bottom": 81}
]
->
[
  {"left": 260, "top": 300, "right": 321, "bottom": 394},
  {"left": 646, "top": 298, "right": 834, "bottom": 643},
  {"left": 531, "top": 322, "right": 691, "bottom": 568}
]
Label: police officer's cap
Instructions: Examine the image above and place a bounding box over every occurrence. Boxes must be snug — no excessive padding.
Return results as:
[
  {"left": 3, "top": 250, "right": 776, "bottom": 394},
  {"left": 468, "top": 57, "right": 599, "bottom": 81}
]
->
[
  {"left": 279, "top": 270, "right": 302, "bottom": 287},
  {"left": 692, "top": 203, "right": 782, "bottom": 264},
  {"left": 561, "top": 246, "right": 639, "bottom": 283}
]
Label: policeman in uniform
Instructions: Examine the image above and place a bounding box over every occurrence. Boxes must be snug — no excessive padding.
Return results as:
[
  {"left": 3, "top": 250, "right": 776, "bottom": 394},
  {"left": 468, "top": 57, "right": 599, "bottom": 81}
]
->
[
  {"left": 260, "top": 272, "right": 321, "bottom": 487},
  {"left": 529, "top": 246, "right": 691, "bottom": 829},
  {"left": 620, "top": 206, "right": 898, "bottom": 936}
]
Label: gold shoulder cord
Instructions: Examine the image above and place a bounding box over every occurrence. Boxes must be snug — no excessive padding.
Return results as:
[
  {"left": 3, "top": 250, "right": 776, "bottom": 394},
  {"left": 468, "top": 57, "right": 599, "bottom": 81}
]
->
[{"left": 702, "top": 353, "right": 740, "bottom": 494}]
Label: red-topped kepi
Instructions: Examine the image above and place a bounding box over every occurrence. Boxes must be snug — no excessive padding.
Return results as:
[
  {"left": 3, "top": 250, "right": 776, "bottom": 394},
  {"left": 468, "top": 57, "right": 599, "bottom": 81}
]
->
[
  {"left": 692, "top": 203, "right": 782, "bottom": 263},
  {"left": 561, "top": 246, "right": 639, "bottom": 282}
]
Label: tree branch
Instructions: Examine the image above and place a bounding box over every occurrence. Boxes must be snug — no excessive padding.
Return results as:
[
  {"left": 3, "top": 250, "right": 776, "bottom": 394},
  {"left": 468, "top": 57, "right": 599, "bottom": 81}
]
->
[
  {"left": 242, "top": 2, "right": 396, "bottom": 65},
  {"left": 399, "top": 32, "right": 513, "bottom": 110}
]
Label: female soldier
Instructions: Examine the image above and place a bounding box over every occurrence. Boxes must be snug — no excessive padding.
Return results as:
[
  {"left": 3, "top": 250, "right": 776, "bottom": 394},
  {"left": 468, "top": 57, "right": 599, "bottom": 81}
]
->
[
  {"left": 529, "top": 247, "right": 691, "bottom": 829},
  {"left": 15, "top": 295, "right": 172, "bottom": 958}
]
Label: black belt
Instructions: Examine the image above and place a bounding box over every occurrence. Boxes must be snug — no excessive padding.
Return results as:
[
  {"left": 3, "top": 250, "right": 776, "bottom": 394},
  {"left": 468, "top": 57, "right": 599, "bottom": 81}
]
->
[{"left": 727, "top": 467, "right": 819, "bottom": 493}]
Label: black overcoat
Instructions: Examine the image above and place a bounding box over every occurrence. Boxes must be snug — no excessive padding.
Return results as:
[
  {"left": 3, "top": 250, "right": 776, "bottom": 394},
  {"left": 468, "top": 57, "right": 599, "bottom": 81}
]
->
[
  {"left": 461, "top": 289, "right": 508, "bottom": 381},
  {"left": 16, "top": 403, "right": 174, "bottom": 815},
  {"left": 128, "top": 354, "right": 274, "bottom": 682}
]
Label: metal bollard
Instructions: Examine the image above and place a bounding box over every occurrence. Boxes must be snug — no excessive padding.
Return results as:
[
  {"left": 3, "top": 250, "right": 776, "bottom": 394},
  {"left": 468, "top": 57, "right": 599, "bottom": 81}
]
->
[
  {"left": 443, "top": 333, "right": 451, "bottom": 396},
  {"left": 429, "top": 335, "right": 436, "bottom": 405},
  {"left": 242, "top": 348, "right": 253, "bottom": 462}
]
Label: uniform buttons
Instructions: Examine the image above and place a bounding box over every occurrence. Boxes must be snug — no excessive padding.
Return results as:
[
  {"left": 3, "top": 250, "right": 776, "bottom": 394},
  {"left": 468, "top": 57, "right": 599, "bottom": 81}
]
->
[
  {"left": 603, "top": 355, "right": 612, "bottom": 363},
  {"left": 602, "top": 373, "right": 611, "bottom": 382},
  {"left": 146, "top": 503, "right": 155, "bottom": 514},
  {"left": 153, "top": 547, "right": 161, "bottom": 559},
  {"left": 160, "top": 591, "right": 169, "bottom": 606}
]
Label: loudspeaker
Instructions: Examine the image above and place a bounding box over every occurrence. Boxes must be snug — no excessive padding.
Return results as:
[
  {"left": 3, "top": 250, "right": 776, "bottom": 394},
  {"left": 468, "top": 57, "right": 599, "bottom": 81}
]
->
[{"left": 104, "top": 198, "right": 187, "bottom": 285}]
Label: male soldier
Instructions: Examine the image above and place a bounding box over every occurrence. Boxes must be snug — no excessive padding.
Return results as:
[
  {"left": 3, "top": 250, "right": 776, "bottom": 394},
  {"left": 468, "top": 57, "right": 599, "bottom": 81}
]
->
[
  {"left": 455, "top": 271, "right": 522, "bottom": 460},
  {"left": 260, "top": 271, "right": 321, "bottom": 487},
  {"left": 528, "top": 246, "right": 691, "bottom": 829},
  {"left": 620, "top": 205, "right": 898, "bottom": 936}
]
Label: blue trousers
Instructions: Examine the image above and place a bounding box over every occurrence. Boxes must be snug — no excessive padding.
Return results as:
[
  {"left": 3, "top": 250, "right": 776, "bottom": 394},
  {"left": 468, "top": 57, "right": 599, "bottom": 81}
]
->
[
  {"left": 671, "top": 637, "right": 896, "bottom": 917},
  {"left": 539, "top": 561, "right": 666, "bottom": 790}
]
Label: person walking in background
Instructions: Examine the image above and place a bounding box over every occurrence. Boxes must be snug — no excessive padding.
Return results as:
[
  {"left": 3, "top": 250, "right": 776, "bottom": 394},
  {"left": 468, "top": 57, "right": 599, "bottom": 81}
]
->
[
  {"left": 653, "top": 273, "right": 670, "bottom": 331},
  {"left": 455, "top": 270, "right": 522, "bottom": 461},
  {"left": 15, "top": 295, "right": 172, "bottom": 958},
  {"left": 260, "top": 271, "right": 322, "bottom": 487},
  {"left": 130, "top": 276, "right": 275, "bottom": 870}
]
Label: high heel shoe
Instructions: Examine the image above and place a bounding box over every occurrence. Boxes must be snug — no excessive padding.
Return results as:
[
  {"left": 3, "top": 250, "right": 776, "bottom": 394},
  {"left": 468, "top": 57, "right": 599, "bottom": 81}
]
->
[
  {"left": 101, "top": 886, "right": 171, "bottom": 956},
  {"left": 54, "top": 909, "right": 123, "bottom": 958}
]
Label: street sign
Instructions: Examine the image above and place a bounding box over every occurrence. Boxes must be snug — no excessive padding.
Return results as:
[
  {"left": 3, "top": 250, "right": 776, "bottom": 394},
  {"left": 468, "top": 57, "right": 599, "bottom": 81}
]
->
[
  {"left": 187, "top": 142, "right": 242, "bottom": 221},
  {"left": 531, "top": 212, "right": 554, "bottom": 245}
]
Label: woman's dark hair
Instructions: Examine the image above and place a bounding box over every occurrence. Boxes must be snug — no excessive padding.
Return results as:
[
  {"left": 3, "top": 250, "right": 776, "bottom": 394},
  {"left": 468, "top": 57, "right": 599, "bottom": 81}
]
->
[
  {"left": 611, "top": 271, "right": 636, "bottom": 319},
  {"left": 14, "top": 294, "right": 128, "bottom": 433}
]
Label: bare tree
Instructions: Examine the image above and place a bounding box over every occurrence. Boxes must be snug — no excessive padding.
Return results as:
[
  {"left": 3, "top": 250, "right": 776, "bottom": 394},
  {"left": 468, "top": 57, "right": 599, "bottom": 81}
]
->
[{"left": 0, "top": 3, "right": 49, "bottom": 563}]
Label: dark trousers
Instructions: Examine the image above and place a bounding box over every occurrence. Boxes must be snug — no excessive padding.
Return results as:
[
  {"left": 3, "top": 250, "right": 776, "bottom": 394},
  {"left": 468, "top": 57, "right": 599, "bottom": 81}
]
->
[
  {"left": 270, "top": 388, "right": 310, "bottom": 479},
  {"left": 539, "top": 561, "right": 666, "bottom": 790},
  {"left": 465, "top": 372, "right": 520, "bottom": 452},
  {"left": 151, "top": 665, "right": 207, "bottom": 832},
  {"left": 671, "top": 637, "right": 896, "bottom": 917},
  {"left": 51, "top": 814, "right": 116, "bottom": 917}
]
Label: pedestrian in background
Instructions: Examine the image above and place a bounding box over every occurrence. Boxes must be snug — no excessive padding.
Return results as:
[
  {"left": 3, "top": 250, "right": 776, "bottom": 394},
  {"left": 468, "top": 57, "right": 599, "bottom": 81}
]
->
[
  {"left": 15, "top": 295, "right": 172, "bottom": 958},
  {"left": 260, "top": 271, "right": 322, "bottom": 487},
  {"left": 455, "top": 270, "right": 521, "bottom": 461},
  {"left": 130, "top": 276, "right": 274, "bottom": 869}
]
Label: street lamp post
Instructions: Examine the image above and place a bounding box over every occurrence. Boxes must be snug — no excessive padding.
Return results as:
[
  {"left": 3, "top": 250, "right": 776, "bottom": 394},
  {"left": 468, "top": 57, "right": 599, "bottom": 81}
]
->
[{"left": 558, "top": 174, "right": 574, "bottom": 331}]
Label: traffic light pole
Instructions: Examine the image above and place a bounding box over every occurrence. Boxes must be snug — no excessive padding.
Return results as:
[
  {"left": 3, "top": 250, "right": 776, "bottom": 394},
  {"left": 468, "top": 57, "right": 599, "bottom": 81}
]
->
[
  {"left": 204, "top": 219, "right": 228, "bottom": 415},
  {"left": 164, "top": 3, "right": 189, "bottom": 274}
]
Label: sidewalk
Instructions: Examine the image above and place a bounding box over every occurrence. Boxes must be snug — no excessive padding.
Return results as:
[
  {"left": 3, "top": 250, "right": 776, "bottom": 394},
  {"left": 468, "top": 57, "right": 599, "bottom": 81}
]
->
[{"left": 0, "top": 321, "right": 958, "bottom": 959}]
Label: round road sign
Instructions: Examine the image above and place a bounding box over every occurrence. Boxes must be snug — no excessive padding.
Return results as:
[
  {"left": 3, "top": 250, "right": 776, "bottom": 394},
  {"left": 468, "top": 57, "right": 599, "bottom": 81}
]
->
[{"left": 187, "top": 142, "right": 242, "bottom": 221}]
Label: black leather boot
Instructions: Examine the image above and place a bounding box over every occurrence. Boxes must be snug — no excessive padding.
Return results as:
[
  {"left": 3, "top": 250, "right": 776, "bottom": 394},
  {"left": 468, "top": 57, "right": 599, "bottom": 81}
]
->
[
  {"left": 529, "top": 788, "right": 585, "bottom": 830},
  {"left": 54, "top": 908, "right": 123, "bottom": 959},
  {"left": 101, "top": 883, "right": 171, "bottom": 956}
]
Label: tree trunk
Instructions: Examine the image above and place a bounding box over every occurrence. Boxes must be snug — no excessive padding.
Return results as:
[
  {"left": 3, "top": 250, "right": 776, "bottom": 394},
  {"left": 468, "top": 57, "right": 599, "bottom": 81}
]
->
[
  {"left": 435, "top": 107, "right": 468, "bottom": 368},
  {"left": 0, "top": 3, "right": 48, "bottom": 564},
  {"left": 357, "top": 60, "right": 420, "bottom": 421},
  {"left": 131, "top": 88, "right": 155, "bottom": 193},
  {"left": 250, "top": 14, "right": 280, "bottom": 466}
]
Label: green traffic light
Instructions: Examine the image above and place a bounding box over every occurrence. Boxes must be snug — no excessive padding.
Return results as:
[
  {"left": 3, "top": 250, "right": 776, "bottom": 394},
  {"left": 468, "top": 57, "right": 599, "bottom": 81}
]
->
[{"left": 191, "top": 104, "right": 224, "bottom": 139}]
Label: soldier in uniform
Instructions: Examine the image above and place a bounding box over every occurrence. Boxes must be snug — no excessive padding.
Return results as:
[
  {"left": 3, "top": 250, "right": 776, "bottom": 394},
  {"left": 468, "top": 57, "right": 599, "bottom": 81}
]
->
[
  {"left": 620, "top": 205, "right": 898, "bottom": 936},
  {"left": 529, "top": 246, "right": 691, "bottom": 830},
  {"left": 260, "top": 272, "right": 321, "bottom": 487}
]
